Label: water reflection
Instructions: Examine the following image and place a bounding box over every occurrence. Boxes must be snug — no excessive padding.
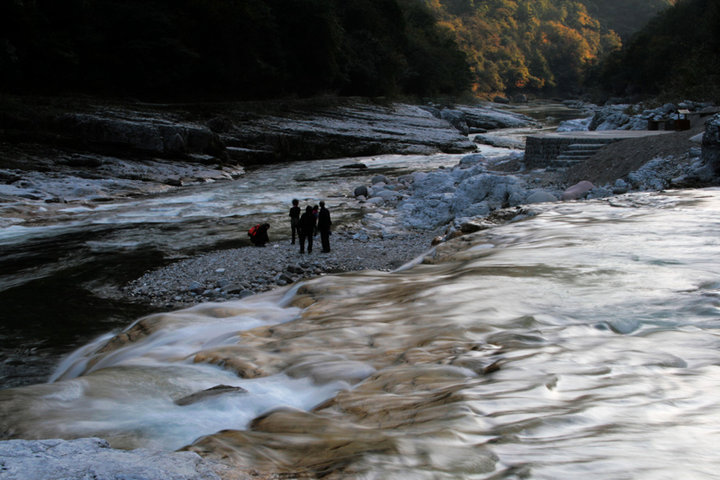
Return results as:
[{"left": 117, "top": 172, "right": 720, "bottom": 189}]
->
[{"left": 3, "top": 189, "right": 720, "bottom": 478}]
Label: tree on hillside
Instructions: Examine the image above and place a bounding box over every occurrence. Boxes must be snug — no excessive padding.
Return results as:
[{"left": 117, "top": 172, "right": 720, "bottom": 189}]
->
[
  {"left": 425, "top": 0, "right": 621, "bottom": 96},
  {"left": 0, "top": 0, "right": 471, "bottom": 100},
  {"left": 577, "top": 0, "right": 675, "bottom": 39},
  {"left": 597, "top": 0, "right": 720, "bottom": 101}
]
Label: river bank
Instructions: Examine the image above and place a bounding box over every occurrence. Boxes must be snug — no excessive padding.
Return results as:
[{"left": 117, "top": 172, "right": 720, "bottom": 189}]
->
[
  {"left": 6, "top": 188, "right": 720, "bottom": 480},
  {"left": 3, "top": 96, "right": 720, "bottom": 479},
  {"left": 120, "top": 111, "right": 716, "bottom": 309},
  {"left": 123, "top": 228, "right": 442, "bottom": 309},
  {"left": 0, "top": 96, "right": 538, "bottom": 390}
]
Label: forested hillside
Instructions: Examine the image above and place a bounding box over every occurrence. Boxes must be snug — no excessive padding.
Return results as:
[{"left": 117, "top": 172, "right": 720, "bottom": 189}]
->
[
  {"left": 0, "top": 0, "right": 471, "bottom": 100},
  {"left": 576, "top": 0, "right": 675, "bottom": 39},
  {"left": 0, "top": 0, "right": 693, "bottom": 102},
  {"left": 424, "top": 0, "right": 673, "bottom": 97},
  {"left": 597, "top": 0, "right": 720, "bottom": 102}
]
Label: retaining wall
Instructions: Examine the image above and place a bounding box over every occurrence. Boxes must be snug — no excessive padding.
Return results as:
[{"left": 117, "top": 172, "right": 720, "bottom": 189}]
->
[{"left": 524, "top": 131, "right": 674, "bottom": 169}]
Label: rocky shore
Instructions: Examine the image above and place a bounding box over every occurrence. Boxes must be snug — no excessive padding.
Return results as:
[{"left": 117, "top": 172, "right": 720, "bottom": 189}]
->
[
  {"left": 120, "top": 105, "right": 720, "bottom": 310},
  {"left": 1, "top": 96, "right": 538, "bottom": 207},
  {"left": 4, "top": 98, "right": 720, "bottom": 480},
  {"left": 123, "top": 227, "right": 441, "bottom": 309}
]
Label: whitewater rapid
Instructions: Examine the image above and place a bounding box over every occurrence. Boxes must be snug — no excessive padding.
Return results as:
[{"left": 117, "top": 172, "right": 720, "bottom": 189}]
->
[{"left": 3, "top": 188, "right": 720, "bottom": 478}]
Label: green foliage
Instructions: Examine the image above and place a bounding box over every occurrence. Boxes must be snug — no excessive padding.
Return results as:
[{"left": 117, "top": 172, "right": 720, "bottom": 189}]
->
[
  {"left": 424, "top": 0, "right": 626, "bottom": 96},
  {"left": 0, "top": 0, "right": 471, "bottom": 100},
  {"left": 597, "top": 0, "right": 720, "bottom": 102}
]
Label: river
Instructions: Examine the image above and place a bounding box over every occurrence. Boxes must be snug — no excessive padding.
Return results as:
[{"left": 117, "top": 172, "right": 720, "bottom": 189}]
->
[
  {"left": 1, "top": 146, "right": 520, "bottom": 388},
  {"left": 2, "top": 187, "right": 720, "bottom": 478}
]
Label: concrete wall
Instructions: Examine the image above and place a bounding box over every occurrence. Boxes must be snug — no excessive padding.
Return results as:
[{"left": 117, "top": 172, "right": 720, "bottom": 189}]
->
[{"left": 524, "top": 136, "right": 614, "bottom": 169}]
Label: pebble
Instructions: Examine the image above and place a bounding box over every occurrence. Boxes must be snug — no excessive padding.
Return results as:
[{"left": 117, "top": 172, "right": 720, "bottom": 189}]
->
[{"left": 123, "top": 229, "right": 440, "bottom": 308}]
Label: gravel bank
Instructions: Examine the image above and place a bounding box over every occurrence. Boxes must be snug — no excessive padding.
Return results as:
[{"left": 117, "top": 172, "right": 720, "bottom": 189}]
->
[
  {"left": 122, "top": 118, "right": 713, "bottom": 310},
  {"left": 123, "top": 226, "right": 440, "bottom": 309}
]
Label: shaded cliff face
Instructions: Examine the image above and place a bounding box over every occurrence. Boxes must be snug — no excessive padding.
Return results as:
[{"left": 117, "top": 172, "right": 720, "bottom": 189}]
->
[{"left": 0, "top": 97, "right": 479, "bottom": 171}]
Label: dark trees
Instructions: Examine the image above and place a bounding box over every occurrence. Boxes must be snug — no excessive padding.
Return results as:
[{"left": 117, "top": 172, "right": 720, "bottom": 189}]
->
[{"left": 0, "top": 0, "right": 471, "bottom": 100}]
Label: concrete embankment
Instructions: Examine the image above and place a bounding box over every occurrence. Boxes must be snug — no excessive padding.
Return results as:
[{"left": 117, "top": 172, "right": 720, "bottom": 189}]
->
[{"left": 524, "top": 130, "right": 674, "bottom": 169}]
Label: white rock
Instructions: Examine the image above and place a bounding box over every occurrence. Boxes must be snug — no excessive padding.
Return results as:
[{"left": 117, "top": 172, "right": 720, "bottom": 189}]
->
[
  {"left": 458, "top": 153, "right": 486, "bottom": 168},
  {"left": 526, "top": 190, "right": 559, "bottom": 204},
  {"left": 562, "top": 181, "right": 595, "bottom": 200},
  {"left": 556, "top": 116, "right": 592, "bottom": 132},
  {"left": 0, "top": 438, "right": 223, "bottom": 480}
]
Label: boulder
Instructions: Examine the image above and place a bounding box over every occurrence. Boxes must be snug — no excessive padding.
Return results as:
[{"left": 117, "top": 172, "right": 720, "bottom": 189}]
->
[
  {"left": 175, "top": 384, "right": 247, "bottom": 406},
  {"left": 398, "top": 192, "right": 455, "bottom": 229},
  {"left": 373, "top": 189, "right": 403, "bottom": 203},
  {"left": 452, "top": 173, "right": 524, "bottom": 214},
  {"left": 702, "top": 114, "right": 720, "bottom": 175},
  {"left": 354, "top": 185, "right": 369, "bottom": 197},
  {"left": 589, "top": 105, "right": 629, "bottom": 131},
  {"left": 612, "top": 179, "right": 630, "bottom": 194},
  {"left": 459, "top": 219, "right": 493, "bottom": 233},
  {"left": 562, "top": 181, "right": 595, "bottom": 200},
  {"left": 473, "top": 134, "right": 525, "bottom": 149},
  {"left": 556, "top": 116, "right": 592, "bottom": 132},
  {"left": 286, "top": 264, "right": 304, "bottom": 274},
  {"left": 458, "top": 154, "right": 486, "bottom": 168},
  {"left": 440, "top": 109, "right": 470, "bottom": 135},
  {"left": 455, "top": 105, "right": 535, "bottom": 130}
]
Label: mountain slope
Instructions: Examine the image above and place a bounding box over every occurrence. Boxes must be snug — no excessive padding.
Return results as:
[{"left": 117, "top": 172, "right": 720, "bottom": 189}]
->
[
  {"left": 424, "top": 0, "right": 674, "bottom": 96},
  {"left": 597, "top": 0, "right": 720, "bottom": 101}
]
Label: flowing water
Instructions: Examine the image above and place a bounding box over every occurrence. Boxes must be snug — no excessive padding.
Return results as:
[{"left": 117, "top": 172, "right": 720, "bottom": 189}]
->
[
  {"left": 2, "top": 188, "right": 720, "bottom": 478},
  {"left": 3, "top": 151, "right": 514, "bottom": 387}
]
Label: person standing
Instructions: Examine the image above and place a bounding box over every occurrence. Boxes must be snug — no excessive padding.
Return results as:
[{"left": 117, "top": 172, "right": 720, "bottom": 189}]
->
[
  {"left": 312, "top": 204, "right": 319, "bottom": 236},
  {"left": 289, "top": 199, "right": 301, "bottom": 245},
  {"left": 298, "top": 205, "right": 316, "bottom": 254},
  {"left": 317, "top": 200, "right": 332, "bottom": 253}
]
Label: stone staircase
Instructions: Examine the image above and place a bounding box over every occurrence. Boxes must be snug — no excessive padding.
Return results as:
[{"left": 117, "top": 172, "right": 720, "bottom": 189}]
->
[
  {"left": 525, "top": 131, "right": 675, "bottom": 170},
  {"left": 551, "top": 141, "right": 612, "bottom": 168}
]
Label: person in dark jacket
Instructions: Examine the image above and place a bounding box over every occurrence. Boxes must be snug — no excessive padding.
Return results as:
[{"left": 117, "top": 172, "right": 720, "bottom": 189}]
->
[
  {"left": 289, "top": 199, "right": 301, "bottom": 245},
  {"left": 249, "top": 223, "right": 270, "bottom": 247},
  {"left": 298, "top": 206, "right": 316, "bottom": 254},
  {"left": 312, "top": 204, "right": 319, "bottom": 236},
  {"left": 317, "top": 201, "right": 332, "bottom": 253}
]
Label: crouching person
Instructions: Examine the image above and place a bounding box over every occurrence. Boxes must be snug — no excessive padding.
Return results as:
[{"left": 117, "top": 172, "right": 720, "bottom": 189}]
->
[{"left": 248, "top": 223, "right": 270, "bottom": 247}]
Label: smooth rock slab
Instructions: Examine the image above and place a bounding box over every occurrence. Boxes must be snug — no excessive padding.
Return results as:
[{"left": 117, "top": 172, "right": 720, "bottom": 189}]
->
[
  {"left": 562, "top": 181, "right": 595, "bottom": 200},
  {"left": 526, "top": 190, "right": 559, "bottom": 204},
  {"left": 0, "top": 437, "right": 225, "bottom": 480}
]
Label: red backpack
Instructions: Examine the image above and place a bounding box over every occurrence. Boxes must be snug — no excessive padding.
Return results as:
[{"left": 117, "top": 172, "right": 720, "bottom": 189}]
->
[{"left": 248, "top": 224, "right": 260, "bottom": 237}]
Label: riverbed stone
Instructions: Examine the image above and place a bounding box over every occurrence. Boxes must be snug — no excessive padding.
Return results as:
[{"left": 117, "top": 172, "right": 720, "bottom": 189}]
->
[
  {"left": 526, "top": 190, "right": 559, "bottom": 204},
  {"left": 354, "top": 185, "right": 369, "bottom": 197},
  {"left": 702, "top": 114, "right": 720, "bottom": 175},
  {"left": 562, "top": 181, "right": 595, "bottom": 200},
  {"left": 175, "top": 384, "right": 248, "bottom": 406},
  {"left": 287, "top": 264, "right": 304, "bottom": 274},
  {"left": 0, "top": 438, "right": 224, "bottom": 480},
  {"left": 440, "top": 109, "right": 470, "bottom": 135}
]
